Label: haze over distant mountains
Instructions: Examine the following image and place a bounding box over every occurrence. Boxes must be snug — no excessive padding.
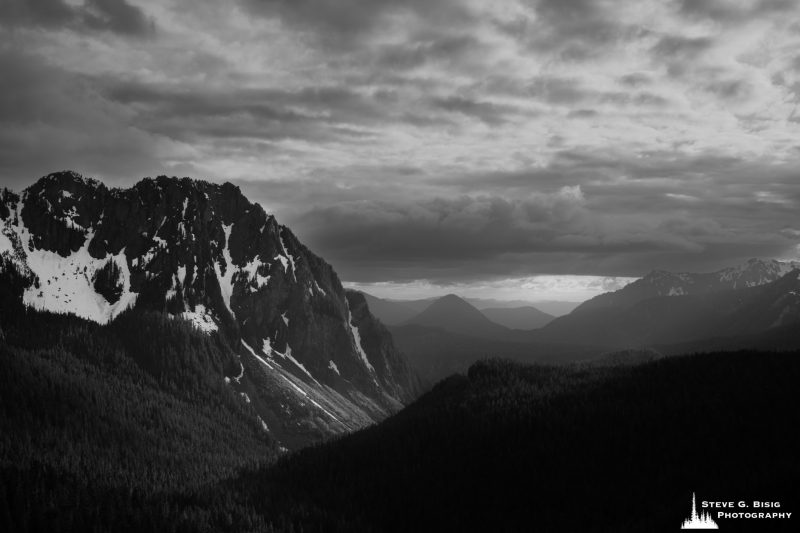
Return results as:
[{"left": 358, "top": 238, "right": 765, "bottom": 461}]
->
[
  {"left": 538, "top": 259, "right": 800, "bottom": 349},
  {"left": 479, "top": 306, "right": 554, "bottom": 330},
  {"left": 362, "top": 292, "right": 558, "bottom": 330},
  {"left": 373, "top": 258, "right": 800, "bottom": 383},
  {"left": 403, "top": 294, "right": 513, "bottom": 339}
]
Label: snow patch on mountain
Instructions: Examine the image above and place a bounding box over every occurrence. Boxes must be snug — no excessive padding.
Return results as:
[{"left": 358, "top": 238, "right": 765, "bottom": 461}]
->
[
  {"left": 279, "top": 229, "right": 298, "bottom": 282},
  {"left": 233, "top": 360, "right": 244, "bottom": 383},
  {"left": 273, "top": 254, "right": 288, "bottom": 272},
  {"left": 243, "top": 339, "right": 341, "bottom": 423},
  {"left": 215, "top": 223, "right": 235, "bottom": 317},
  {"left": 313, "top": 279, "right": 327, "bottom": 296},
  {"left": 262, "top": 337, "right": 274, "bottom": 358},
  {"left": 179, "top": 304, "right": 218, "bottom": 333},
  {"left": 11, "top": 204, "right": 138, "bottom": 323},
  {"left": 346, "top": 302, "right": 375, "bottom": 374},
  {"left": 0, "top": 230, "right": 13, "bottom": 258},
  {"left": 328, "top": 360, "right": 340, "bottom": 375},
  {"left": 241, "top": 256, "right": 270, "bottom": 292},
  {"left": 243, "top": 340, "right": 274, "bottom": 370}
]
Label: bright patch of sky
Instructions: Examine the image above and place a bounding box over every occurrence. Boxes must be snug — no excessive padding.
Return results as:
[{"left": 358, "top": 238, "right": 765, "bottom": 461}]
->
[{"left": 345, "top": 275, "right": 637, "bottom": 303}]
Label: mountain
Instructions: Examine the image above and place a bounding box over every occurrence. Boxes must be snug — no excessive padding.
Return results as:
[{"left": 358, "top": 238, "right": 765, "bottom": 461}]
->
[
  {"left": 360, "top": 292, "right": 419, "bottom": 325},
  {"left": 0, "top": 171, "right": 420, "bottom": 448},
  {"left": 479, "top": 305, "right": 554, "bottom": 329},
  {"left": 361, "top": 294, "right": 569, "bottom": 326},
  {"left": 393, "top": 297, "right": 438, "bottom": 313},
  {"left": 466, "top": 297, "right": 580, "bottom": 316},
  {"left": 655, "top": 318, "right": 800, "bottom": 355},
  {"left": 403, "top": 293, "right": 511, "bottom": 339},
  {"left": 574, "top": 258, "right": 800, "bottom": 313},
  {"left": 394, "top": 295, "right": 587, "bottom": 383},
  {"left": 537, "top": 269, "right": 800, "bottom": 349}
]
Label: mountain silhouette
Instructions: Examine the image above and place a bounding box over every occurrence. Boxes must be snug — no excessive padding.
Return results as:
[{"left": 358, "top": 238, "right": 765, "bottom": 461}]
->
[{"left": 403, "top": 293, "right": 511, "bottom": 339}]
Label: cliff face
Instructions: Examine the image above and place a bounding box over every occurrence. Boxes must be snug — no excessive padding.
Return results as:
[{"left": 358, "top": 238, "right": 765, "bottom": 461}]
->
[{"left": 0, "top": 171, "right": 420, "bottom": 447}]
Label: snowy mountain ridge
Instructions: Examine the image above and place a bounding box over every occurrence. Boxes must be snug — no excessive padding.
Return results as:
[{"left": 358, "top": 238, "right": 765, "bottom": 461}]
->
[
  {"left": 0, "top": 171, "right": 420, "bottom": 447},
  {"left": 575, "top": 258, "right": 800, "bottom": 312}
]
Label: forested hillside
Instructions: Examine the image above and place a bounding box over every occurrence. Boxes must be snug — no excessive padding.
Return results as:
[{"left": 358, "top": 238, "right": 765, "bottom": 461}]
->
[
  {"left": 249, "top": 351, "right": 800, "bottom": 532},
  {"left": 0, "top": 302, "right": 279, "bottom": 532}
]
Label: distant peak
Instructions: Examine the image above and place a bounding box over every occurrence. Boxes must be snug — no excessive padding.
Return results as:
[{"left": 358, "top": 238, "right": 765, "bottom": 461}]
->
[{"left": 433, "top": 294, "right": 473, "bottom": 307}]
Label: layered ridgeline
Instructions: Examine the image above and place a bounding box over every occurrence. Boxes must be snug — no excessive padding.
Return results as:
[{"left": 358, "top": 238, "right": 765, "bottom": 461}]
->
[
  {"left": 538, "top": 259, "right": 800, "bottom": 349},
  {"left": 577, "top": 258, "right": 800, "bottom": 311},
  {"left": 0, "top": 171, "right": 419, "bottom": 448}
]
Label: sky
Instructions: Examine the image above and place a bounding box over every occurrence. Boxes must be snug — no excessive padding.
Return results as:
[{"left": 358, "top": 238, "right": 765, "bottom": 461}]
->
[{"left": 1, "top": 0, "right": 800, "bottom": 302}]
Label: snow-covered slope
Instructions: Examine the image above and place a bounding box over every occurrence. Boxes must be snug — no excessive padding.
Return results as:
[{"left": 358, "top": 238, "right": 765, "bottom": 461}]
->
[{"left": 1, "top": 171, "right": 420, "bottom": 447}]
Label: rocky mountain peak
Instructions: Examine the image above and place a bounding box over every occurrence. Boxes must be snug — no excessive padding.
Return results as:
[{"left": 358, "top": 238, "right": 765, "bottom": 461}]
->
[{"left": 1, "top": 171, "right": 421, "bottom": 446}]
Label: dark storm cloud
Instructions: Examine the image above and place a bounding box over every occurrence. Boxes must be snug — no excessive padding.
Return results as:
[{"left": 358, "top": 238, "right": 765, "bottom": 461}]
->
[
  {"left": 651, "top": 36, "right": 714, "bottom": 59},
  {"left": 677, "top": 0, "right": 796, "bottom": 23},
  {"left": 271, "top": 152, "right": 800, "bottom": 282},
  {"left": 498, "top": 0, "right": 640, "bottom": 61},
  {"left": 0, "top": 50, "right": 171, "bottom": 190},
  {"left": 101, "top": 78, "right": 528, "bottom": 145},
  {"left": 101, "top": 81, "right": 399, "bottom": 143},
  {"left": 429, "top": 150, "right": 745, "bottom": 196},
  {"left": 0, "top": 0, "right": 155, "bottom": 36},
  {"left": 375, "top": 34, "right": 484, "bottom": 71},
  {"left": 474, "top": 75, "right": 670, "bottom": 111},
  {"left": 619, "top": 73, "right": 652, "bottom": 87},
  {"left": 289, "top": 189, "right": 792, "bottom": 282},
  {"left": 242, "top": 0, "right": 476, "bottom": 48},
  {"left": 430, "top": 96, "right": 522, "bottom": 126},
  {"left": 702, "top": 79, "right": 752, "bottom": 100}
]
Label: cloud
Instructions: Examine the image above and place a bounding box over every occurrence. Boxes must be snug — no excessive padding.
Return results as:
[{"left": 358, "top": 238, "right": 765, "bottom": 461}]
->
[
  {"left": 269, "top": 151, "right": 800, "bottom": 282},
  {"left": 496, "top": 0, "right": 638, "bottom": 61},
  {"left": 289, "top": 186, "right": 663, "bottom": 281},
  {"left": 241, "top": 0, "right": 476, "bottom": 49},
  {"left": 0, "top": 50, "right": 186, "bottom": 189},
  {"left": 651, "top": 35, "right": 714, "bottom": 59},
  {"left": 0, "top": 0, "right": 155, "bottom": 36},
  {"left": 676, "top": 0, "right": 797, "bottom": 23},
  {"left": 2, "top": 0, "right": 800, "bottom": 291},
  {"left": 103, "top": 81, "right": 387, "bottom": 143}
]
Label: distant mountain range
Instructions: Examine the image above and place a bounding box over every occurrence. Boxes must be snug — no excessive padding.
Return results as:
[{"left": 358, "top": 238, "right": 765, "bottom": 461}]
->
[
  {"left": 574, "top": 258, "right": 800, "bottom": 313},
  {"left": 403, "top": 294, "right": 513, "bottom": 339},
  {"left": 362, "top": 292, "right": 556, "bottom": 330},
  {"left": 466, "top": 297, "right": 580, "bottom": 316},
  {"left": 372, "top": 259, "right": 800, "bottom": 383},
  {"left": 538, "top": 260, "right": 800, "bottom": 348}
]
